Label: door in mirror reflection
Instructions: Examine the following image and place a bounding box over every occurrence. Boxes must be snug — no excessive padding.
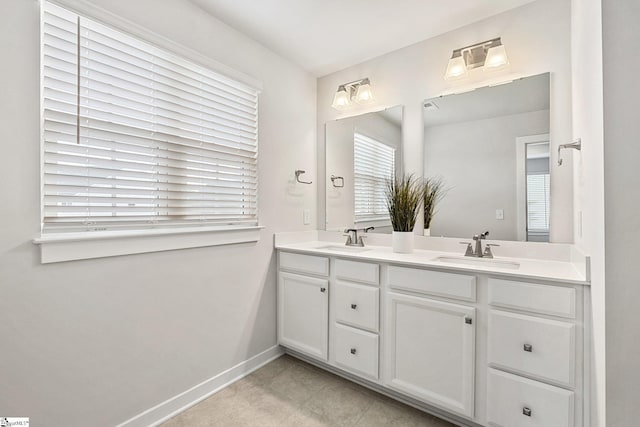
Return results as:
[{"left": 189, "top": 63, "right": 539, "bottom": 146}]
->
[{"left": 526, "top": 142, "right": 550, "bottom": 242}]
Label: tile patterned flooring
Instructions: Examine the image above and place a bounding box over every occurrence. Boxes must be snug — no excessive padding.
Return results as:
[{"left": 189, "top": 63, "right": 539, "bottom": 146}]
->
[{"left": 163, "top": 354, "right": 456, "bottom": 427}]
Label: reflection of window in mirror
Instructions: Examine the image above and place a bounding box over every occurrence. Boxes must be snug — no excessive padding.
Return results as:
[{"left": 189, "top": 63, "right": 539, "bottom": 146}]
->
[
  {"left": 526, "top": 142, "right": 550, "bottom": 242},
  {"left": 353, "top": 133, "right": 395, "bottom": 225}
]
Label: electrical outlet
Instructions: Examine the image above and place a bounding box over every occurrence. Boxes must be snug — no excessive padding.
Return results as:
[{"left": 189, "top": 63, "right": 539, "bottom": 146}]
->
[
  {"left": 496, "top": 209, "right": 504, "bottom": 220},
  {"left": 303, "top": 209, "right": 311, "bottom": 225}
]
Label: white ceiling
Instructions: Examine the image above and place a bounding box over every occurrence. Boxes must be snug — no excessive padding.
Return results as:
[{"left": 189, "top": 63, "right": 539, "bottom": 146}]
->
[{"left": 189, "top": 0, "right": 536, "bottom": 77}]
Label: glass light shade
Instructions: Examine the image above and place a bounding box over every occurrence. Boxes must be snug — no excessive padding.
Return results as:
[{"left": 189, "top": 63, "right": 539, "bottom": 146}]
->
[
  {"left": 331, "top": 86, "right": 351, "bottom": 110},
  {"left": 354, "top": 82, "right": 374, "bottom": 104},
  {"left": 484, "top": 44, "right": 509, "bottom": 69},
  {"left": 444, "top": 55, "right": 467, "bottom": 80}
]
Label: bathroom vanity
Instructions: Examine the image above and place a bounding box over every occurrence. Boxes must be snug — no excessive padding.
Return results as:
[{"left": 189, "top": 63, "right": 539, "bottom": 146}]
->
[{"left": 275, "top": 233, "right": 590, "bottom": 427}]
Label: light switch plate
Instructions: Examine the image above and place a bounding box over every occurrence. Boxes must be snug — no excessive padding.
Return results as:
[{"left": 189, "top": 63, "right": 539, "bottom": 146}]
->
[
  {"left": 496, "top": 209, "right": 504, "bottom": 220},
  {"left": 303, "top": 209, "right": 311, "bottom": 225}
]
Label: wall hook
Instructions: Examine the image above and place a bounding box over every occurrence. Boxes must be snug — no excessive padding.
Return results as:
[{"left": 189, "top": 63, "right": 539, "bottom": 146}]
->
[
  {"left": 295, "top": 170, "right": 313, "bottom": 184},
  {"left": 557, "top": 138, "right": 582, "bottom": 166},
  {"left": 330, "top": 175, "right": 345, "bottom": 188}
]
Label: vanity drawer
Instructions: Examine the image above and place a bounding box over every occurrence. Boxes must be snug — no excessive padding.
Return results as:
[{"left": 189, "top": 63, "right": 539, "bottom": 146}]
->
[
  {"left": 487, "top": 368, "right": 574, "bottom": 427},
  {"left": 387, "top": 266, "right": 476, "bottom": 302},
  {"left": 279, "top": 251, "right": 329, "bottom": 277},
  {"left": 335, "top": 259, "right": 379, "bottom": 286},
  {"left": 334, "top": 281, "right": 379, "bottom": 332},
  {"left": 488, "top": 310, "right": 575, "bottom": 387},
  {"left": 333, "top": 323, "right": 379, "bottom": 379},
  {"left": 488, "top": 278, "right": 576, "bottom": 319}
]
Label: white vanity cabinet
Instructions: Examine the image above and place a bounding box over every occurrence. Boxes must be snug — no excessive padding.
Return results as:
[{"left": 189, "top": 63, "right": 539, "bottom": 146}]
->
[
  {"left": 277, "top": 253, "right": 330, "bottom": 360},
  {"left": 276, "top": 248, "right": 587, "bottom": 427},
  {"left": 384, "top": 265, "right": 477, "bottom": 418}
]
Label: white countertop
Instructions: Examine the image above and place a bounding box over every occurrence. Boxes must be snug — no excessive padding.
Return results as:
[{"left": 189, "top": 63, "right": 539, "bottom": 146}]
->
[{"left": 275, "top": 240, "right": 589, "bottom": 285}]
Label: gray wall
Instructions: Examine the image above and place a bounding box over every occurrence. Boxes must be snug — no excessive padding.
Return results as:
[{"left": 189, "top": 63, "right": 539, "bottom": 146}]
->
[
  {"left": 602, "top": 1, "right": 640, "bottom": 426},
  {"left": 424, "top": 110, "right": 549, "bottom": 240},
  {"left": 0, "top": 0, "right": 316, "bottom": 425}
]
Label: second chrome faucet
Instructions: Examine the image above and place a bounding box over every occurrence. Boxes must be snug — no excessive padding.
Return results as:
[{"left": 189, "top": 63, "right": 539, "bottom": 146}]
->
[{"left": 460, "top": 231, "right": 499, "bottom": 258}]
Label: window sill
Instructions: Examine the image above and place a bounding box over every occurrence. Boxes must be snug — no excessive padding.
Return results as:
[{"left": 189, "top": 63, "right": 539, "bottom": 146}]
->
[{"left": 33, "top": 225, "right": 263, "bottom": 264}]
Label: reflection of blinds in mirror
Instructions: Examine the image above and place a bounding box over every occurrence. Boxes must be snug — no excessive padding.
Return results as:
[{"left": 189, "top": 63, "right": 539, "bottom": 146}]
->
[
  {"left": 527, "top": 174, "right": 550, "bottom": 232},
  {"left": 354, "top": 133, "right": 395, "bottom": 222}
]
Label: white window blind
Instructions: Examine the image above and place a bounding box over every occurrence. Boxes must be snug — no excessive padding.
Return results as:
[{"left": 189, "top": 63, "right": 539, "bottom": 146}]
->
[
  {"left": 41, "top": 2, "right": 259, "bottom": 233},
  {"left": 526, "top": 173, "right": 550, "bottom": 232},
  {"left": 353, "top": 133, "right": 395, "bottom": 222}
]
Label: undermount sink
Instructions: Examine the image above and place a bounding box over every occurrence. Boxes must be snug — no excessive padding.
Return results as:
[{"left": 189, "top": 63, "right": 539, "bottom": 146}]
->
[
  {"left": 316, "top": 245, "right": 372, "bottom": 253},
  {"left": 432, "top": 256, "right": 520, "bottom": 270}
]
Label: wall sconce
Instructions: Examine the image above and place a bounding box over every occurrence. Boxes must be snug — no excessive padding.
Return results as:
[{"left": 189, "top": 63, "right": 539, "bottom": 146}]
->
[
  {"left": 331, "top": 78, "right": 375, "bottom": 110},
  {"left": 444, "top": 37, "right": 509, "bottom": 80}
]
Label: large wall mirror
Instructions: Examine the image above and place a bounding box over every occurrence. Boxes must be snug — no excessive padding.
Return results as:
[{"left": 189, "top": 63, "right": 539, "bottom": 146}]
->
[
  {"left": 325, "top": 106, "right": 403, "bottom": 233},
  {"left": 423, "top": 73, "right": 551, "bottom": 242}
]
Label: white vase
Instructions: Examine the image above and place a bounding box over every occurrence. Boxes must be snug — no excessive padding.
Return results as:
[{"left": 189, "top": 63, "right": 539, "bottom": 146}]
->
[
  {"left": 392, "top": 231, "right": 414, "bottom": 253},
  {"left": 423, "top": 228, "right": 431, "bottom": 237}
]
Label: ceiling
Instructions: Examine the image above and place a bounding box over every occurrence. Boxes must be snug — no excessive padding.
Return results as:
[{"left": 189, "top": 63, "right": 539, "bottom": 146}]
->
[
  {"left": 423, "top": 73, "right": 550, "bottom": 127},
  {"left": 189, "top": 0, "right": 536, "bottom": 77}
]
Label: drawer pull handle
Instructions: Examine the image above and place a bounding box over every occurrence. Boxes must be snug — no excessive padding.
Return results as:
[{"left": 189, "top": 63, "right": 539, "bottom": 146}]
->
[
  {"left": 351, "top": 304, "right": 357, "bottom": 310},
  {"left": 320, "top": 287, "right": 326, "bottom": 293},
  {"left": 350, "top": 348, "right": 357, "bottom": 355},
  {"left": 522, "top": 407, "right": 532, "bottom": 417},
  {"left": 523, "top": 343, "right": 533, "bottom": 352},
  {"left": 464, "top": 316, "right": 473, "bottom": 325}
]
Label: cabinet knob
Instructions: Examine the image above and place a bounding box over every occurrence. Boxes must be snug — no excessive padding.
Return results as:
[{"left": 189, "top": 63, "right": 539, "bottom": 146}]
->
[
  {"left": 320, "top": 287, "right": 326, "bottom": 293},
  {"left": 351, "top": 303, "right": 357, "bottom": 310},
  {"left": 350, "top": 348, "right": 357, "bottom": 355},
  {"left": 522, "top": 407, "right": 532, "bottom": 417},
  {"left": 523, "top": 343, "right": 533, "bottom": 352}
]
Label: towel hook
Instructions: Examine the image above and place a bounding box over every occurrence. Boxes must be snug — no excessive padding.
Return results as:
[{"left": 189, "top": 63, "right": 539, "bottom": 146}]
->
[
  {"left": 557, "top": 138, "right": 582, "bottom": 166},
  {"left": 295, "top": 170, "right": 313, "bottom": 184},
  {"left": 330, "top": 175, "right": 344, "bottom": 188}
]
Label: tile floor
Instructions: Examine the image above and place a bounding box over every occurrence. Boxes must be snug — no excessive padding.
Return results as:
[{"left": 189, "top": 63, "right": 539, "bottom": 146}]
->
[{"left": 163, "top": 354, "right": 457, "bottom": 427}]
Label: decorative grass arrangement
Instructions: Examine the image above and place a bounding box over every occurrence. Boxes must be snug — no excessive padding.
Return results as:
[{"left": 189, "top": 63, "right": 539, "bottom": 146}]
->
[
  {"left": 385, "top": 174, "right": 424, "bottom": 232},
  {"left": 423, "top": 176, "right": 446, "bottom": 229}
]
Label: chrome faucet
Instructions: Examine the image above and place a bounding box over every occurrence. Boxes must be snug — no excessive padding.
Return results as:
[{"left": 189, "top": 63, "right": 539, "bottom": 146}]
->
[
  {"left": 460, "top": 231, "right": 499, "bottom": 258},
  {"left": 344, "top": 227, "right": 374, "bottom": 247}
]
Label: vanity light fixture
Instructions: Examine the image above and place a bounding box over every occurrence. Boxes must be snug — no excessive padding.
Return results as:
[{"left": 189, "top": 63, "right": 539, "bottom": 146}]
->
[
  {"left": 444, "top": 37, "right": 509, "bottom": 80},
  {"left": 331, "top": 78, "right": 375, "bottom": 110}
]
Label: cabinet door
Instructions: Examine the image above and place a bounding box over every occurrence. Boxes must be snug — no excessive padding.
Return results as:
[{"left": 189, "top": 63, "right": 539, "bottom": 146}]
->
[
  {"left": 384, "top": 292, "right": 476, "bottom": 418},
  {"left": 278, "top": 272, "right": 329, "bottom": 360}
]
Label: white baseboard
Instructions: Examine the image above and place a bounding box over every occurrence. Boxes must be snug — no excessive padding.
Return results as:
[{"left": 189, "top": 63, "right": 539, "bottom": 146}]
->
[{"left": 116, "top": 345, "right": 284, "bottom": 427}]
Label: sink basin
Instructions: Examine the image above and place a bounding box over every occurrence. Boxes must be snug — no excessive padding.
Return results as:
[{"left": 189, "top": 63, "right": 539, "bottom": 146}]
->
[
  {"left": 316, "top": 245, "right": 372, "bottom": 253},
  {"left": 432, "top": 256, "right": 520, "bottom": 270}
]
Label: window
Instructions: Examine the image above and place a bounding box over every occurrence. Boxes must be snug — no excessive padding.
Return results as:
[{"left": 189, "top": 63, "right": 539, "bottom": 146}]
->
[
  {"left": 353, "top": 132, "right": 395, "bottom": 223},
  {"left": 41, "top": 2, "right": 259, "bottom": 234}
]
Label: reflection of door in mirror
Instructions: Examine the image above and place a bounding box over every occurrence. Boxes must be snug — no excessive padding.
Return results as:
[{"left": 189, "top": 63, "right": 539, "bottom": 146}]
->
[
  {"left": 516, "top": 135, "right": 551, "bottom": 242},
  {"left": 325, "top": 106, "right": 403, "bottom": 233},
  {"left": 525, "top": 142, "right": 550, "bottom": 242},
  {"left": 423, "top": 73, "right": 552, "bottom": 242}
]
